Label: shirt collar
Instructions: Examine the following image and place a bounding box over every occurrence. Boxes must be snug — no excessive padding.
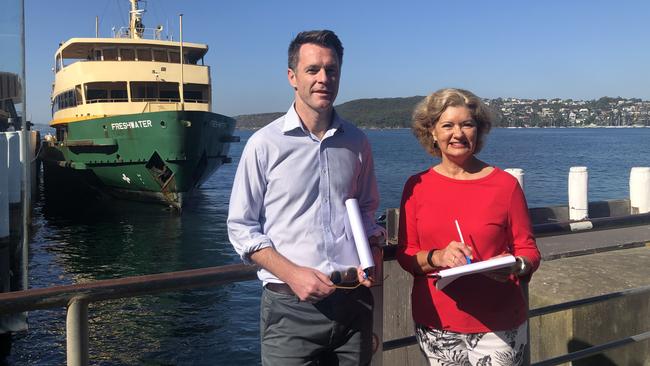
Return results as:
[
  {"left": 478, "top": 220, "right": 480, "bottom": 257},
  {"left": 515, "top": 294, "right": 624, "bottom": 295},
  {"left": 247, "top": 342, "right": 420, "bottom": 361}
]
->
[{"left": 282, "top": 103, "right": 344, "bottom": 136}]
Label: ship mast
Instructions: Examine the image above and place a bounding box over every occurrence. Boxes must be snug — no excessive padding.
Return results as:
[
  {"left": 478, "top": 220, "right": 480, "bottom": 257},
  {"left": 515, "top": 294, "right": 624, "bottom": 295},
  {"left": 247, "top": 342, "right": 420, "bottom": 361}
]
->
[{"left": 129, "top": 0, "right": 145, "bottom": 39}]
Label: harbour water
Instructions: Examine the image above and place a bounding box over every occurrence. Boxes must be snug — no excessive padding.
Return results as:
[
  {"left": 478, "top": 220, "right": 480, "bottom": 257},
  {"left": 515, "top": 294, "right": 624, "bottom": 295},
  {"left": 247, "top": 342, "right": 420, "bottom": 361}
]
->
[{"left": 6, "top": 127, "right": 650, "bottom": 365}]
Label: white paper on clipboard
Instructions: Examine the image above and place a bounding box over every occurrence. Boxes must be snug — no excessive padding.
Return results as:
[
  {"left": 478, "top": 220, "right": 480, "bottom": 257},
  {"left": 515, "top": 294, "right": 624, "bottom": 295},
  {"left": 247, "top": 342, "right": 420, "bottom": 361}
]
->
[{"left": 429, "top": 255, "right": 516, "bottom": 290}]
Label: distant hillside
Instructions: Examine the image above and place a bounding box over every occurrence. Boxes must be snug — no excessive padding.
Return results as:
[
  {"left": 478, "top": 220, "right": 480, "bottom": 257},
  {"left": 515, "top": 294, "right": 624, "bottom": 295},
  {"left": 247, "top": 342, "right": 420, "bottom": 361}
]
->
[
  {"left": 335, "top": 96, "right": 424, "bottom": 128},
  {"left": 233, "top": 95, "right": 650, "bottom": 129},
  {"left": 234, "top": 96, "right": 425, "bottom": 129},
  {"left": 234, "top": 112, "right": 285, "bottom": 129}
]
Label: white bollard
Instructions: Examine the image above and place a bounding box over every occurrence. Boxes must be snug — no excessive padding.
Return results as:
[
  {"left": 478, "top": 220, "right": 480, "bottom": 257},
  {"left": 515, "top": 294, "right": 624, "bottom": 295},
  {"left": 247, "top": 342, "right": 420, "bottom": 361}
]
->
[
  {"left": 505, "top": 168, "right": 525, "bottom": 190},
  {"left": 568, "top": 166, "right": 589, "bottom": 220},
  {"left": 629, "top": 167, "right": 650, "bottom": 214},
  {"left": 6, "top": 132, "right": 21, "bottom": 204},
  {"left": 0, "top": 134, "right": 8, "bottom": 238}
]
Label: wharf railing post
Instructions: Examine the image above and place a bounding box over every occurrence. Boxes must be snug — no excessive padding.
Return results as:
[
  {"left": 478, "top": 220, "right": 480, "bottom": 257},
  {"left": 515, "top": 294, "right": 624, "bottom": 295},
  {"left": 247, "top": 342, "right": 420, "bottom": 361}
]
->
[
  {"left": 629, "top": 167, "right": 650, "bottom": 214},
  {"left": 371, "top": 245, "right": 384, "bottom": 366},
  {"left": 66, "top": 298, "right": 89, "bottom": 366},
  {"left": 505, "top": 168, "right": 525, "bottom": 190},
  {"left": 523, "top": 282, "right": 531, "bottom": 366},
  {"left": 568, "top": 167, "right": 588, "bottom": 220}
]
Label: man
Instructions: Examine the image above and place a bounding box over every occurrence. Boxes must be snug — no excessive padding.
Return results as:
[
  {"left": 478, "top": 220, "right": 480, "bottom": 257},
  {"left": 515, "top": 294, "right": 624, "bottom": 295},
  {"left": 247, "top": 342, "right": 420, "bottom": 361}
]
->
[{"left": 227, "top": 30, "right": 384, "bottom": 365}]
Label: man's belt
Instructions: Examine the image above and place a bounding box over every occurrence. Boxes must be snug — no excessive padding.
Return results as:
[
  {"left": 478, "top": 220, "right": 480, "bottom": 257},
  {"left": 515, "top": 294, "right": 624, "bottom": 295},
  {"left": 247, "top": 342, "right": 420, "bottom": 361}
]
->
[
  {"left": 265, "top": 282, "right": 295, "bottom": 296},
  {"left": 264, "top": 282, "right": 361, "bottom": 296}
]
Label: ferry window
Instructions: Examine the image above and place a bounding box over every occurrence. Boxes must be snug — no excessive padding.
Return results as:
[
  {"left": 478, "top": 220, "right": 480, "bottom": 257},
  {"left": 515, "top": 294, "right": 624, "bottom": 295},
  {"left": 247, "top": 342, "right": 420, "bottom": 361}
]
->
[
  {"left": 110, "top": 89, "right": 128, "bottom": 100},
  {"left": 159, "top": 82, "right": 180, "bottom": 101},
  {"left": 130, "top": 81, "right": 180, "bottom": 102},
  {"left": 136, "top": 49, "right": 152, "bottom": 61},
  {"left": 94, "top": 50, "right": 102, "bottom": 61},
  {"left": 184, "top": 52, "right": 200, "bottom": 65},
  {"left": 86, "top": 88, "right": 108, "bottom": 102},
  {"left": 169, "top": 51, "right": 180, "bottom": 63},
  {"left": 153, "top": 49, "right": 167, "bottom": 62},
  {"left": 52, "top": 88, "right": 79, "bottom": 113},
  {"left": 62, "top": 91, "right": 69, "bottom": 108},
  {"left": 61, "top": 54, "right": 87, "bottom": 68},
  {"left": 120, "top": 48, "right": 135, "bottom": 61},
  {"left": 184, "top": 84, "right": 209, "bottom": 103},
  {"left": 75, "top": 85, "right": 83, "bottom": 104},
  {"left": 103, "top": 48, "right": 118, "bottom": 61},
  {"left": 130, "top": 82, "right": 157, "bottom": 101},
  {"left": 85, "top": 82, "right": 128, "bottom": 103},
  {"left": 55, "top": 54, "right": 62, "bottom": 72}
]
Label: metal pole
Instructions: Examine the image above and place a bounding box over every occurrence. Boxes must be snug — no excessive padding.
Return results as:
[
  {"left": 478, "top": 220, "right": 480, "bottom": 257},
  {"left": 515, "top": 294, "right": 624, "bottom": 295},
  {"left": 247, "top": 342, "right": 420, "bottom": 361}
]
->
[
  {"left": 179, "top": 14, "right": 185, "bottom": 110},
  {"left": 95, "top": 16, "right": 99, "bottom": 38},
  {"left": 66, "top": 299, "right": 89, "bottom": 366}
]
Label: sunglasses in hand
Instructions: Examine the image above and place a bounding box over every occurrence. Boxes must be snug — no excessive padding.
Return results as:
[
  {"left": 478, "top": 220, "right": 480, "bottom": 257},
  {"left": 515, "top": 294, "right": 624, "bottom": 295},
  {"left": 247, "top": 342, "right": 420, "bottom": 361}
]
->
[{"left": 330, "top": 267, "right": 362, "bottom": 289}]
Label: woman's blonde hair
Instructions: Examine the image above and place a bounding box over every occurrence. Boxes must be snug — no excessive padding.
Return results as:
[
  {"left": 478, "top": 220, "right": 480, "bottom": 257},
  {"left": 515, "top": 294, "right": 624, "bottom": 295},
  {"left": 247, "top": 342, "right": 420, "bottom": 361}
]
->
[{"left": 412, "top": 88, "right": 493, "bottom": 157}]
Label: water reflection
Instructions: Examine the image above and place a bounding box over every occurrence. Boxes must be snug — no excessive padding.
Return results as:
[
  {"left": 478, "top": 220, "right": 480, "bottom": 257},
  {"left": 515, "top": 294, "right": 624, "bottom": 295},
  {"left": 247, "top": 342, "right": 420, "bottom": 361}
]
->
[{"left": 10, "top": 171, "right": 261, "bottom": 365}]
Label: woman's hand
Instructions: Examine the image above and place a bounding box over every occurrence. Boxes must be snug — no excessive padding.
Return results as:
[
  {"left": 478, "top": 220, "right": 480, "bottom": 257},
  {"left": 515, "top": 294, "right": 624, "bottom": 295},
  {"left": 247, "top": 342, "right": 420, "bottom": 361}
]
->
[
  {"left": 431, "top": 241, "right": 473, "bottom": 268},
  {"left": 480, "top": 254, "right": 530, "bottom": 282}
]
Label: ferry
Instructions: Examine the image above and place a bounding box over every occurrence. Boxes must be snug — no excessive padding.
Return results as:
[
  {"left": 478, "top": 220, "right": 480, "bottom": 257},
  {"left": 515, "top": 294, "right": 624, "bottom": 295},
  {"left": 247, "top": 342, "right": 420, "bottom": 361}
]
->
[{"left": 39, "top": 0, "right": 238, "bottom": 210}]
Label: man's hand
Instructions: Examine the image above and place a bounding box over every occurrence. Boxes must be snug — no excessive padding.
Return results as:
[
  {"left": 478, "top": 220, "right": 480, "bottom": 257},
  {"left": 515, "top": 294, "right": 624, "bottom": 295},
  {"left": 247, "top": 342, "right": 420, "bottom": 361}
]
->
[
  {"left": 250, "top": 247, "right": 335, "bottom": 303},
  {"left": 284, "top": 266, "right": 336, "bottom": 303},
  {"left": 356, "top": 266, "right": 374, "bottom": 288},
  {"left": 358, "top": 245, "right": 383, "bottom": 287}
]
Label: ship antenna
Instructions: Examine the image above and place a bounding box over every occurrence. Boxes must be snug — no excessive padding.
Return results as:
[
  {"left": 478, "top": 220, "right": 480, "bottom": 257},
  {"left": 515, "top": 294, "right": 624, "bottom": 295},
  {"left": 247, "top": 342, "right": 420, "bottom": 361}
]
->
[{"left": 129, "top": 0, "right": 145, "bottom": 39}]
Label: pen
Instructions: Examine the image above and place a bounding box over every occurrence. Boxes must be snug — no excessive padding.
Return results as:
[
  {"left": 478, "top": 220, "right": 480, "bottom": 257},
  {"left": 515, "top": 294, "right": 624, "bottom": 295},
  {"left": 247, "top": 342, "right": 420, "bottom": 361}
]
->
[{"left": 454, "top": 219, "right": 471, "bottom": 264}]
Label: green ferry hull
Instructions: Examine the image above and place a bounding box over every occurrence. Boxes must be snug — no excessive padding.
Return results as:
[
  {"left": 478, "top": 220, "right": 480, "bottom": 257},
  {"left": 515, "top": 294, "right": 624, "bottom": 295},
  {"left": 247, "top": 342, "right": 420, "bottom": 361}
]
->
[{"left": 40, "top": 110, "right": 237, "bottom": 209}]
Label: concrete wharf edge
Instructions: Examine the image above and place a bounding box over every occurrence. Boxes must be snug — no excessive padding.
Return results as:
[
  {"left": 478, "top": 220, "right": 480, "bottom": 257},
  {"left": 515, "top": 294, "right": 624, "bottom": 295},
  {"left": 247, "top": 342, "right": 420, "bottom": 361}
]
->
[
  {"left": 382, "top": 223, "right": 650, "bottom": 366},
  {"left": 527, "top": 227, "right": 650, "bottom": 365}
]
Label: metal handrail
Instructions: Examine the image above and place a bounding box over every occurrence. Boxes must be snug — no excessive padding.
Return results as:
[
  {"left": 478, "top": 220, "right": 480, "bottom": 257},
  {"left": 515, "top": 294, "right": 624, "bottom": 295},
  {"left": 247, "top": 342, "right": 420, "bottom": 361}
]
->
[
  {"left": 0, "top": 264, "right": 258, "bottom": 365},
  {"left": 531, "top": 331, "right": 650, "bottom": 366},
  {"left": 86, "top": 98, "right": 129, "bottom": 104},
  {"left": 529, "top": 284, "right": 650, "bottom": 318},
  {"left": 0, "top": 263, "right": 256, "bottom": 314}
]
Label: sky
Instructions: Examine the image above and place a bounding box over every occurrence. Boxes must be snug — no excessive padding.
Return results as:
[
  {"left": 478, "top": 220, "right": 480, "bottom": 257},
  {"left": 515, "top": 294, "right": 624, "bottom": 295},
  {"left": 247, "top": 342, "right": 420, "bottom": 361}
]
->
[{"left": 21, "top": 0, "right": 650, "bottom": 125}]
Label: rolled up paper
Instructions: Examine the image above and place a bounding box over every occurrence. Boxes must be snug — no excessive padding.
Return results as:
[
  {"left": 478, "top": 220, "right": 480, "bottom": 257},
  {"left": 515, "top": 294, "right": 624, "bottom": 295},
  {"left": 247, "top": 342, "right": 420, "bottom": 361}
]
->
[{"left": 345, "top": 198, "right": 375, "bottom": 270}]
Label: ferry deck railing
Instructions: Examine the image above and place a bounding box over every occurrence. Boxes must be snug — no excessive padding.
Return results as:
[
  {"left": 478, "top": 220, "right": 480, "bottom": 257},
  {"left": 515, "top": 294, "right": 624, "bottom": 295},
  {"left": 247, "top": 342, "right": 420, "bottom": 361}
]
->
[{"left": 1, "top": 214, "right": 650, "bottom": 366}]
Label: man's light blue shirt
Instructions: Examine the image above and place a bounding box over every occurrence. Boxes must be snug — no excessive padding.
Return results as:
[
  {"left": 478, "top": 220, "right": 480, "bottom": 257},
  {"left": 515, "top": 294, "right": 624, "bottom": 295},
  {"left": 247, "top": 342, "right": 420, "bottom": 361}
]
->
[{"left": 227, "top": 104, "right": 382, "bottom": 285}]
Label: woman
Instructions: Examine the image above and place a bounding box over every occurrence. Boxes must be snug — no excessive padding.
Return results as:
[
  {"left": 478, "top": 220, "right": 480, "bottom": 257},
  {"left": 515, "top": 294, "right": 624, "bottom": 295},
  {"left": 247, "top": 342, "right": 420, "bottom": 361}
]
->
[{"left": 397, "top": 88, "right": 540, "bottom": 366}]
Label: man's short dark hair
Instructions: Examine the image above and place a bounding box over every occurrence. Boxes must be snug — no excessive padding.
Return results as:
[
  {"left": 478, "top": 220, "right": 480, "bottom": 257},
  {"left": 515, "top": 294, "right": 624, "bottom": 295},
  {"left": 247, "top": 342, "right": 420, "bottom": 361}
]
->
[{"left": 288, "top": 30, "right": 343, "bottom": 71}]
